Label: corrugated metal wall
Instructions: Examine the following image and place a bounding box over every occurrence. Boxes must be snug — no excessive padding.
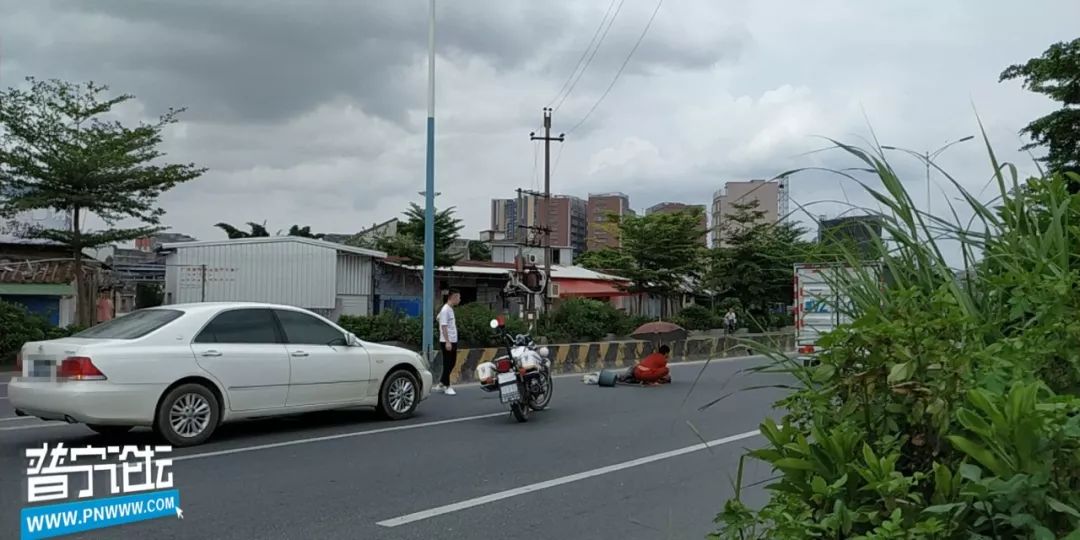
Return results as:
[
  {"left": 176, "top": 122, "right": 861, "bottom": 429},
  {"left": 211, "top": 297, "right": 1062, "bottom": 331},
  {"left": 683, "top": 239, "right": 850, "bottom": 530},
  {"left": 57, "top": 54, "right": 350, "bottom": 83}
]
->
[
  {"left": 338, "top": 295, "right": 370, "bottom": 316},
  {"left": 335, "top": 254, "right": 372, "bottom": 295},
  {"left": 164, "top": 241, "right": 337, "bottom": 308}
]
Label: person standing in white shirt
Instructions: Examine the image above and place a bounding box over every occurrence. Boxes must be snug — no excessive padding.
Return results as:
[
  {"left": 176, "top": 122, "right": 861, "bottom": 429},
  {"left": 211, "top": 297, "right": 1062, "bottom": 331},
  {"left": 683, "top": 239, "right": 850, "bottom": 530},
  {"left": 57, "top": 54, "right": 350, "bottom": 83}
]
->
[{"left": 436, "top": 289, "right": 461, "bottom": 395}]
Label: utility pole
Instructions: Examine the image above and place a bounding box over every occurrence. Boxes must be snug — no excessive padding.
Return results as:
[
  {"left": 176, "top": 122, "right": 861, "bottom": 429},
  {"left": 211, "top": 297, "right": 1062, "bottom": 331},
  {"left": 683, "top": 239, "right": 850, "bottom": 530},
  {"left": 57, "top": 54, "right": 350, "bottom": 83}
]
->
[
  {"left": 421, "top": 0, "right": 437, "bottom": 366},
  {"left": 530, "top": 108, "right": 563, "bottom": 310}
]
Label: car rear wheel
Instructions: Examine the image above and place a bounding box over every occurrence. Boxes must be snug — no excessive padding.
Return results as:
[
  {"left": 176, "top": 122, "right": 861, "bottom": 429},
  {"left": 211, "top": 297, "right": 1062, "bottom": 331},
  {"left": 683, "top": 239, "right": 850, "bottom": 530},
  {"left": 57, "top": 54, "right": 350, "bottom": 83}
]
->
[
  {"left": 155, "top": 383, "right": 220, "bottom": 447},
  {"left": 87, "top": 424, "right": 133, "bottom": 436},
  {"left": 378, "top": 370, "right": 419, "bottom": 420}
]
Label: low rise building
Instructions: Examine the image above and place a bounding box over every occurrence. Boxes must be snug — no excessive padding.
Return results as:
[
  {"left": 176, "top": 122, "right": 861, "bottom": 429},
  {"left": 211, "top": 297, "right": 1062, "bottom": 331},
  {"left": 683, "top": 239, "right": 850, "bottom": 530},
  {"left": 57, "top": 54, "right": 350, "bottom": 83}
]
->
[{"left": 160, "top": 236, "right": 385, "bottom": 320}]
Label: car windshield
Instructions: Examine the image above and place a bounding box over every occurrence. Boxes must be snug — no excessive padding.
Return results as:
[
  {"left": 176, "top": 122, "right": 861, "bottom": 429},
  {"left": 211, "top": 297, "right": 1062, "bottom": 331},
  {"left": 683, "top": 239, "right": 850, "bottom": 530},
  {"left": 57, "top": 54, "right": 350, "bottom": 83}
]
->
[{"left": 73, "top": 309, "right": 184, "bottom": 339}]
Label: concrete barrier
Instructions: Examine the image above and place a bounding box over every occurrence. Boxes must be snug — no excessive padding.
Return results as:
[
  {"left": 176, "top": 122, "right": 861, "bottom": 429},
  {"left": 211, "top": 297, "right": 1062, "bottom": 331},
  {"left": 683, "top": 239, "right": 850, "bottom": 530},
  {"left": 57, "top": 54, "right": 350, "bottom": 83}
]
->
[{"left": 441, "top": 332, "right": 794, "bottom": 385}]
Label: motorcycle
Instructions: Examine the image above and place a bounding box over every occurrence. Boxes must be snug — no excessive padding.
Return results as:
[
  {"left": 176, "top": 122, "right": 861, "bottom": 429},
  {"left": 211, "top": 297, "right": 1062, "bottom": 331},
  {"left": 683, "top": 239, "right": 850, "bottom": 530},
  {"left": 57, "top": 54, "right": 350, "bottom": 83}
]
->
[{"left": 475, "top": 318, "right": 553, "bottom": 422}]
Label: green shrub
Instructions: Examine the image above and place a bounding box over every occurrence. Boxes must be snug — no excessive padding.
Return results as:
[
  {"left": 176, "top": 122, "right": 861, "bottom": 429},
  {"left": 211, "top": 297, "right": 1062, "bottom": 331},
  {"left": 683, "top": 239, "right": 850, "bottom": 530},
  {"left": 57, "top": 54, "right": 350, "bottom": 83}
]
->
[
  {"left": 453, "top": 302, "right": 500, "bottom": 347},
  {"left": 540, "top": 298, "right": 627, "bottom": 342},
  {"left": 673, "top": 304, "right": 719, "bottom": 330},
  {"left": 712, "top": 141, "right": 1080, "bottom": 539},
  {"left": 339, "top": 310, "right": 424, "bottom": 347},
  {"left": 0, "top": 300, "right": 78, "bottom": 364},
  {"left": 339, "top": 304, "right": 528, "bottom": 349}
]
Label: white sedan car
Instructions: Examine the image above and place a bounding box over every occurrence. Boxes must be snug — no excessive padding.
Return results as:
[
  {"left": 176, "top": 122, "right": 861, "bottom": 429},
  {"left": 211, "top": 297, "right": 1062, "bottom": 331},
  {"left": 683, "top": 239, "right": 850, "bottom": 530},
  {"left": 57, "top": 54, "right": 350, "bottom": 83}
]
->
[{"left": 9, "top": 303, "right": 433, "bottom": 446}]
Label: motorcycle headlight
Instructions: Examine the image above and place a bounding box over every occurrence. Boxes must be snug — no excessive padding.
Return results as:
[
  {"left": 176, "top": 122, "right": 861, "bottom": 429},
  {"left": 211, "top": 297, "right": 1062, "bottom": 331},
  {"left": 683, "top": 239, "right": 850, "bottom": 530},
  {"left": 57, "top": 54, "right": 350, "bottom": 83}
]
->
[{"left": 538, "top": 346, "right": 550, "bottom": 358}]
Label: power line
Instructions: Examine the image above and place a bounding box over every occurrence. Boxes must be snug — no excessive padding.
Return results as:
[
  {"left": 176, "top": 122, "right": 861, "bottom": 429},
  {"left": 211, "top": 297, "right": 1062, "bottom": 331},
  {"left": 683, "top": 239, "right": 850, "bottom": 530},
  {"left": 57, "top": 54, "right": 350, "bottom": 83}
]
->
[
  {"left": 567, "top": 0, "right": 664, "bottom": 135},
  {"left": 553, "top": 0, "right": 627, "bottom": 113},
  {"left": 547, "top": 0, "right": 620, "bottom": 109},
  {"left": 532, "top": 138, "right": 540, "bottom": 191},
  {"left": 551, "top": 144, "right": 565, "bottom": 180}
]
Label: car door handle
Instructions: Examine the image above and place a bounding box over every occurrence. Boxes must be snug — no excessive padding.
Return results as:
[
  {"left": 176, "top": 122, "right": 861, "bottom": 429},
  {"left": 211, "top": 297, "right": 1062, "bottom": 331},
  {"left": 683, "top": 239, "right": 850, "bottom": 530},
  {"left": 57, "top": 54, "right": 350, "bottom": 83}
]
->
[
  {"left": 201, "top": 350, "right": 222, "bottom": 357},
  {"left": 291, "top": 350, "right": 309, "bottom": 358}
]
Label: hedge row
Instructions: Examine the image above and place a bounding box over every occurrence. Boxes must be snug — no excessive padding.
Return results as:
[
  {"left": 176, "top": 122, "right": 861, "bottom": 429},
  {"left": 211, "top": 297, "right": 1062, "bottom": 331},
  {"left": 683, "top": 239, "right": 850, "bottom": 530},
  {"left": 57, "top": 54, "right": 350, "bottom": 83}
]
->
[
  {"left": 0, "top": 300, "right": 81, "bottom": 365},
  {"left": 340, "top": 298, "right": 657, "bottom": 348}
]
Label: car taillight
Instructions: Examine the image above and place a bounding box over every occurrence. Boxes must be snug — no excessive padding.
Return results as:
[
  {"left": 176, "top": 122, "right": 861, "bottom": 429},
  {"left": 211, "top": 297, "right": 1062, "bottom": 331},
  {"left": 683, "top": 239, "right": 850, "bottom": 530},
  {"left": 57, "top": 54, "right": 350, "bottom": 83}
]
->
[
  {"left": 59, "top": 357, "right": 107, "bottom": 381},
  {"left": 15, "top": 351, "right": 22, "bottom": 371},
  {"left": 495, "top": 358, "right": 512, "bottom": 373},
  {"left": 798, "top": 345, "right": 815, "bottom": 355}
]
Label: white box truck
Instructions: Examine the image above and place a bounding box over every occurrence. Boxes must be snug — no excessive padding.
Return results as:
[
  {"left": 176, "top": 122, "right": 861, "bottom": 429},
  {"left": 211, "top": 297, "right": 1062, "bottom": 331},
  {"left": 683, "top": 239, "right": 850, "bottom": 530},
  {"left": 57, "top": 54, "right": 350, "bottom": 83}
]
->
[{"left": 793, "top": 263, "right": 879, "bottom": 364}]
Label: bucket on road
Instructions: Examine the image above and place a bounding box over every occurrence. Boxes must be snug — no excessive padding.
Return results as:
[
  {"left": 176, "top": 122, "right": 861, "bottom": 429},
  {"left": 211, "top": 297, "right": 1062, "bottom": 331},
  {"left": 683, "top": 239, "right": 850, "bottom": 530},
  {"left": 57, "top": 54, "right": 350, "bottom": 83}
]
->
[{"left": 597, "top": 369, "right": 620, "bottom": 387}]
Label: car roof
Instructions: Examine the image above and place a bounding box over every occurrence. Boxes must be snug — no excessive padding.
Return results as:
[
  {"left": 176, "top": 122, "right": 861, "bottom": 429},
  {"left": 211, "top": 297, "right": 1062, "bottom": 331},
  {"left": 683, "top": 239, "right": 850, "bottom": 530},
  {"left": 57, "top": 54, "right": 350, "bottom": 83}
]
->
[{"left": 158, "top": 302, "right": 313, "bottom": 314}]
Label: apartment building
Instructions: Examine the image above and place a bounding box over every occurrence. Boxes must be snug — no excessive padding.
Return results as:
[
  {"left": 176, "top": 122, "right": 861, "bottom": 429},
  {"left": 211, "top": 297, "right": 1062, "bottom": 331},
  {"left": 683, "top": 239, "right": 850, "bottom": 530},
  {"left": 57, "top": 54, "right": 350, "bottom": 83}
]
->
[{"left": 586, "top": 192, "right": 632, "bottom": 250}]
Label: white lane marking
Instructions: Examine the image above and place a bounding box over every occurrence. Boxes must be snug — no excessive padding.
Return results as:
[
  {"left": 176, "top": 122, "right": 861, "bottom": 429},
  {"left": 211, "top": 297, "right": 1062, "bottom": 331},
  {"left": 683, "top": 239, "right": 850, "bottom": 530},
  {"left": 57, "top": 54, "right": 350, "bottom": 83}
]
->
[
  {"left": 377, "top": 429, "right": 761, "bottom": 528},
  {"left": 174, "top": 412, "right": 506, "bottom": 462}
]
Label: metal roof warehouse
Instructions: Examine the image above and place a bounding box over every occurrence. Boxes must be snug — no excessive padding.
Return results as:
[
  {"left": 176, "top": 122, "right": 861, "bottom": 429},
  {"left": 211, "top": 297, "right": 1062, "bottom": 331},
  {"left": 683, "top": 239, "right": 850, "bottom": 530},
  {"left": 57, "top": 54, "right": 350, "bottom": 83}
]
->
[{"left": 160, "top": 236, "right": 385, "bottom": 320}]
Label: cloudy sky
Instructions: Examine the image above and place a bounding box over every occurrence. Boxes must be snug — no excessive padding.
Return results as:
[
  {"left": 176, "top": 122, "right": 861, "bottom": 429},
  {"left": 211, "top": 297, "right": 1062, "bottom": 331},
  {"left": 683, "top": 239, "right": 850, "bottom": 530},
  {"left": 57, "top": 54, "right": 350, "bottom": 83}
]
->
[{"left": 1, "top": 0, "right": 1077, "bottom": 242}]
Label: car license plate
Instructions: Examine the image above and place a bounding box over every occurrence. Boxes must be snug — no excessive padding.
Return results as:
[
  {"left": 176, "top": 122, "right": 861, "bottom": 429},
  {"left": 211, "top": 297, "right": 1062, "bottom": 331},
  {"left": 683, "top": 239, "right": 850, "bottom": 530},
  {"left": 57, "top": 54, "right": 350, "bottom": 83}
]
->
[{"left": 497, "top": 372, "right": 516, "bottom": 385}]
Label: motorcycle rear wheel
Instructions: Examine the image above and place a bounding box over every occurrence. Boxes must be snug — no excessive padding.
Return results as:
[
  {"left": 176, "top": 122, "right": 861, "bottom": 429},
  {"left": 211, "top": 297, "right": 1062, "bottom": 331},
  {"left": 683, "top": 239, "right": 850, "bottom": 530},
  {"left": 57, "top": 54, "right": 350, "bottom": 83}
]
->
[
  {"left": 529, "top": 371, "right": 553, "bottom": 411},
  {"left": 510, "top": 401, "right": 530, "bottom": 422}
]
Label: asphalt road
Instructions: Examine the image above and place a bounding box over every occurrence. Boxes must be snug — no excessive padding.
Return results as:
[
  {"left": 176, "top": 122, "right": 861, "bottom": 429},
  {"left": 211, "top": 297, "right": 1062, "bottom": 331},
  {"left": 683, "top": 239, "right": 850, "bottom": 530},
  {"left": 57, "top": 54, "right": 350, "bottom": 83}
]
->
[{"left": 0, "top": 356, "right": 789, "bottom": 540}]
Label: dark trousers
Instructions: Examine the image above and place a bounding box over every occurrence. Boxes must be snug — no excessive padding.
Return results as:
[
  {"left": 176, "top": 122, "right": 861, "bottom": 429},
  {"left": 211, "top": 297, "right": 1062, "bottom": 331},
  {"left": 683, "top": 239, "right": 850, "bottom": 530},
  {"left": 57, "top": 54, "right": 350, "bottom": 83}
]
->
[{"left": 440, "top": 342, "right": 458, "bottom": 386}]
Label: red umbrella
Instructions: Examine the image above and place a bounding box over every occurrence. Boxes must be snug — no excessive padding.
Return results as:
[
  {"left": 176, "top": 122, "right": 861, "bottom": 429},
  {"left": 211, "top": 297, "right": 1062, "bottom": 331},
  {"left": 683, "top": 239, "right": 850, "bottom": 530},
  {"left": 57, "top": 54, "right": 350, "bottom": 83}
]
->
[{"left": 631, "top": 321, "right": 687, "bottom": 342}]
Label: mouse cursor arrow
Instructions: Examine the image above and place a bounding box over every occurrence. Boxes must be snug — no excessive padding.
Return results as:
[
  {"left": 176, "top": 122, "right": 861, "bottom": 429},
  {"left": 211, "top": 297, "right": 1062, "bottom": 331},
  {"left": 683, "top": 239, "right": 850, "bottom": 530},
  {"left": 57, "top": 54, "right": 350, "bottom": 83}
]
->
[{"left": 176, "top": 507, "right": 184, "bottom": 520}]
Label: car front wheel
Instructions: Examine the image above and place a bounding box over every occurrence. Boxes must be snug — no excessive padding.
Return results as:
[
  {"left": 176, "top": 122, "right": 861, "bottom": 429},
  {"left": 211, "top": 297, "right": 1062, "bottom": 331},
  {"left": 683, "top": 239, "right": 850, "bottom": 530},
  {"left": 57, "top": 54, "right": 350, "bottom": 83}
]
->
[
  {"left": 155, "top": 383, "right": 220, "bottom": 447},
  {"left": 378, "top": 370, "right": 419, "bottom": 420}
]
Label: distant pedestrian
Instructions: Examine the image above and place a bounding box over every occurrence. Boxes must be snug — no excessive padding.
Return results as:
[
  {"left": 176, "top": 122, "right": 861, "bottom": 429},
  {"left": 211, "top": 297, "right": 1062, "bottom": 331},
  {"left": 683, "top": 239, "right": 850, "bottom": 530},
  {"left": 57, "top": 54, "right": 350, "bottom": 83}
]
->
[
  {"left": 96, "top": 289, "right": 114, "bottom": 324},
  {"left": 436, "top": 289, "right": 461, "bottom": 395},
  {"left": 724, "top": 309, "right": 738, "bottom": 334}
]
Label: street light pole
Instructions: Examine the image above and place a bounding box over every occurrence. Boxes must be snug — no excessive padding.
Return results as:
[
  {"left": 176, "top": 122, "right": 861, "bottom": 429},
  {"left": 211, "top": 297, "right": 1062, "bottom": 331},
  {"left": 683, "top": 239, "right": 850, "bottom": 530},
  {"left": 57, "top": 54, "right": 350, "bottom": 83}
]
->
[
  {"left": 925, "top": 136, "right": 974, "bottom": 217},
  {"left": 422, "top": 0, "right": 436, "bottom": 366},
  {"left": 884, "top": 135, "right": 973, "bottom": 217}
]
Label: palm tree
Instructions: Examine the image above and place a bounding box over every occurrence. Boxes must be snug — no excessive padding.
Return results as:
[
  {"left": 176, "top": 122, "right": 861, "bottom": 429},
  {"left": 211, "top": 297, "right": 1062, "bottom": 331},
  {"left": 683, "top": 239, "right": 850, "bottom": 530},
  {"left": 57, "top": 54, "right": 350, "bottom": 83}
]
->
[
  {"left": 215, "top": 222, "right": 270, "bottom": 239},
  {"left": 215, "top": 222, "right": 324, "bottom": 239}
]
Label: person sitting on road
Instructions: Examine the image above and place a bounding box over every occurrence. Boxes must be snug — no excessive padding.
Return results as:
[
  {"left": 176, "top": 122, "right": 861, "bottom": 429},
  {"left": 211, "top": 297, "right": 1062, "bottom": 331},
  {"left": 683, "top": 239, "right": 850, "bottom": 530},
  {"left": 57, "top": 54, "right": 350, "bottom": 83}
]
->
[{"left": 631, "top": 345, "right": 672, "bottom": 384}]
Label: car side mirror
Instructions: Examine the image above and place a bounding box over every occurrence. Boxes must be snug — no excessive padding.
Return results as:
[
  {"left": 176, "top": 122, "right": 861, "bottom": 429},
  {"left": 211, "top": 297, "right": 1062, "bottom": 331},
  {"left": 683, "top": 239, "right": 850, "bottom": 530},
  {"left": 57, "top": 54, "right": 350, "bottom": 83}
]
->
[{"left": 347, "top": 333, "right": 363, "bottom": 347}]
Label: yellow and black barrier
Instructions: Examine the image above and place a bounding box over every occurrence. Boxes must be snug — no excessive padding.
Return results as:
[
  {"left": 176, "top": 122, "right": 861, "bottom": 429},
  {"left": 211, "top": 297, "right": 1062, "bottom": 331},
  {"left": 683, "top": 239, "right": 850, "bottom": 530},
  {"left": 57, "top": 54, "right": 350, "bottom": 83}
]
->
[{"left": 444, "top": 332, "right": 795, "bottom": 385}]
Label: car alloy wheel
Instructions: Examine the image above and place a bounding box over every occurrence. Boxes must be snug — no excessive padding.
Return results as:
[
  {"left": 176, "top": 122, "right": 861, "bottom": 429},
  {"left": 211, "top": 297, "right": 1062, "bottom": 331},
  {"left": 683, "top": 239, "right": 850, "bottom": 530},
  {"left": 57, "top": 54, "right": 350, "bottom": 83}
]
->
[
  {"left": 170, "top": 393, "right": 212, "bottom": 438},
  {"left": 387, "top": 377, "right": 416, "bottom": 414},
  {"left": 156, "top": 383, "right": 220, "bottom": 447},
  {"left": 378, "top": 370, "right": 420, "bottom": 420}
]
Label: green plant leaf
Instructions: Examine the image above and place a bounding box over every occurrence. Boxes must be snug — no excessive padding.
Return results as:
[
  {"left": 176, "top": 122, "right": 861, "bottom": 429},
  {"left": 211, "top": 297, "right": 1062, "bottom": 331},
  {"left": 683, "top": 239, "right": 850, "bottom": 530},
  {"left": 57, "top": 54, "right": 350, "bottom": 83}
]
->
[
  {"left": 1048, "top": 497, "right": 1080, "bottom": 519},
  {"left": 956, "top": 408, "right": 993, "bottom": 437},
  {"left": 948, "top": 436, "right": 1008, "bottom": 476},
  {"left": 887, "top": 361, "right": 915, "bottom": 384},
  {"left": 773, "top": 458, "right": 817, "bottom": 472},
  {"left": 922, "top": 502, "right": 966, "bottom": 515}
]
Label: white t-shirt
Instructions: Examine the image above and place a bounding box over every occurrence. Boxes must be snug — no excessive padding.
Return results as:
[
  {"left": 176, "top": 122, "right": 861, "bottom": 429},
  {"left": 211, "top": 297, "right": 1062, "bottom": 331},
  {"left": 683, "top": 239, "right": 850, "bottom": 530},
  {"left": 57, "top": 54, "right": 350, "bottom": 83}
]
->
[{"left": 438, "top": 304, "right": 458, "bottom": 344}]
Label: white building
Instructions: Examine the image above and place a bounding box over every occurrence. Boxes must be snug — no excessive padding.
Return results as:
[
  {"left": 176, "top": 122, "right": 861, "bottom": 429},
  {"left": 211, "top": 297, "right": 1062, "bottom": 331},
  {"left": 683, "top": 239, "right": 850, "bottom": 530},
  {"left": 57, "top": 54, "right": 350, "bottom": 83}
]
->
[{"left": 161, "top": 237, "right": 385, "bottom": 320}]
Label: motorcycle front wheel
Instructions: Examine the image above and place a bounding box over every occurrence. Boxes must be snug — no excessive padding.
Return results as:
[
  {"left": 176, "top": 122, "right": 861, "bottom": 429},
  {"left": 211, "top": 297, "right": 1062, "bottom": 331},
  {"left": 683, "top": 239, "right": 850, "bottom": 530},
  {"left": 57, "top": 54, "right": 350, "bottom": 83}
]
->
[
  {"left": 529, "top": 370, "right": 553, "bottom": 411},
  {"left": 510, "top": 401, "right": 530, "bottom": 422}
]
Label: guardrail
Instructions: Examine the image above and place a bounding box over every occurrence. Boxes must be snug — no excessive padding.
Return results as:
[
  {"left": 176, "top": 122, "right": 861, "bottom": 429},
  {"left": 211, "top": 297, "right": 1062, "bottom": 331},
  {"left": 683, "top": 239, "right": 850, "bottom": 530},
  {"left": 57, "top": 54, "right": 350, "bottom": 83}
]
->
[{"left": 441, "top": 332, "right": 795, "bottom": 385}]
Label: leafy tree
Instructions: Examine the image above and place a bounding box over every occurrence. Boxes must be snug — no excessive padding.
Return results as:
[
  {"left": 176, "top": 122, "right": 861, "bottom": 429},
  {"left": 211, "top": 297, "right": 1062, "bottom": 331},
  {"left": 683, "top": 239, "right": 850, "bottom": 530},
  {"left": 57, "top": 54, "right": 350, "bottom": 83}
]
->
[
  {"left": 134, "top": 283, "right": 164, "bottom": 309},
  {"left": 215, "top": 221, "right": 270, "bottom": 238},
  {"left": 467, "top": 240, "right": 491, "bottom": 261},
  {"left": 574, "top": 248, "right": 633, "bottom": 276},
  {"left": 1000, "top": 38, "right": 1080, "bottom": 177},
  {"left": 705, "top": 200, "right": 808, "bottom": 324},
  {"left": 614, "top": 206, "right": 707, "bottom": 316},
  {"left": 214, "top": 222, "right": 324, "bottom": 239},
  {"left": 0, "top": 78, "right": 204, "bottom": 325},
  {"left": 285, "top": 225, "right": 325, "bottom": 239},
  {"left": 378, "top": 203, "right": 463, "bottom": 266}
]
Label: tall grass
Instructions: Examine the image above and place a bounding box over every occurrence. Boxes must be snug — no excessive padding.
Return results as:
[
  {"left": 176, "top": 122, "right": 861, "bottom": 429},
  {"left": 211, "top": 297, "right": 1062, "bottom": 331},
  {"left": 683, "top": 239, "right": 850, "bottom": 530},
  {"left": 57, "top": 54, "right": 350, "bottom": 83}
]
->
[{"left": 708, "top": 128, "right": 1080, "bottom": 539}]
